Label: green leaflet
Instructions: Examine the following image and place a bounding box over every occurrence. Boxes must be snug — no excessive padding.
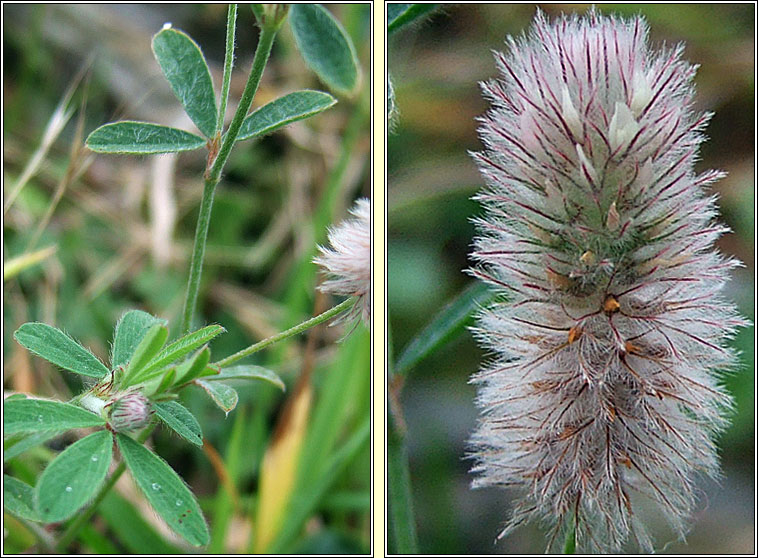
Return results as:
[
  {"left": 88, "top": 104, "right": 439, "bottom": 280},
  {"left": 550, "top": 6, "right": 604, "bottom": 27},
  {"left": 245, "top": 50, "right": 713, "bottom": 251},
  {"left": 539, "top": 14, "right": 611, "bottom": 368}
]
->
[
  {"left": 4, "top": 431, "right": 62, "bottom": 462},
  {"left": 134, "top": 325, "right": 225, "bottom": 384},
  {"left": 86, "top": 122, "right": 206, "bottom": 154},
  {"left": 4, "top": 399, "right": 105, "bottom": 435},
  {"left": 195, "top": 380, "right": 238, "bottom": 414},
  {"left": 387, "top": 4, "right": 438, "bottom": 35},
  {"left": 112, "top": 310, "right": 167, "bottom": 370},
  {"left": 4, "top": 475, "right": 40, "bottom": 521},
  {"left": 116, "top": 434, "right": 209, "bottom": 546},
  {"left": 173, "top": 347, "right": 211, "bottom": 386},
  {"left": 209, "top": 364, "right": 285, "bottom": 391},
  {"left": 35, "top": 430, "right": 113, "bottom": 523},
  {"left": 153, "top": 368, "right": 176, "bottom": 396},
  {"left": 120, "top": 324, "right": 168, "bottom": 388},
  {"left": 154, "top": 401, "right": 203, "bottom": 446},
  {"left": 237, "top": 90, "right": 337, "bottom": 142},
  {"left": 152, "top": 28, "right": 218, "bottom": 138},
  {"left": 14, "top": 322, "right": 109, "bottom": 379},
  {"left": 289, "top": 4, "right": 360, "bottom": 97}
]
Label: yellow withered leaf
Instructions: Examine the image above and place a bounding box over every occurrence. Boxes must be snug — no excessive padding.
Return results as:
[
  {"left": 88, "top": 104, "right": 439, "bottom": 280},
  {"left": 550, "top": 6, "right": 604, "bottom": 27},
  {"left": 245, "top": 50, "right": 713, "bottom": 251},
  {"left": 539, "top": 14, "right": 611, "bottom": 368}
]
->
[{"left": 254, "top": 383, "right": 312, "bottom": 553}]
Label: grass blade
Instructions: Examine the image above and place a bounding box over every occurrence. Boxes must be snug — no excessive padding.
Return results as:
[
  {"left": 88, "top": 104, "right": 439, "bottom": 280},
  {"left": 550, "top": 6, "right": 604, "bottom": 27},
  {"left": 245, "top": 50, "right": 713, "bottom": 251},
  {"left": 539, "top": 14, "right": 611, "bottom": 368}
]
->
[
  {"left": 3, "top": 246, "right": 57, "bottom": 281},
  {"left": 394, "top": 281, "right": 493, "bottom": 376}
]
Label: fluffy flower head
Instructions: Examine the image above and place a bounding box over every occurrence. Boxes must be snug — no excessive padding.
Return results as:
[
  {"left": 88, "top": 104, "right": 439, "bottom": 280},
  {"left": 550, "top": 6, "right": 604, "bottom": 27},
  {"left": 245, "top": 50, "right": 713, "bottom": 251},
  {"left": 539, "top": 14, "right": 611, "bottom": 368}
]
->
[
  {"left": 315, "top": 198, "right": 371, "bottom": 324},
  {"left": 469, "top": 8, "right": 745, "bottom": 553}
]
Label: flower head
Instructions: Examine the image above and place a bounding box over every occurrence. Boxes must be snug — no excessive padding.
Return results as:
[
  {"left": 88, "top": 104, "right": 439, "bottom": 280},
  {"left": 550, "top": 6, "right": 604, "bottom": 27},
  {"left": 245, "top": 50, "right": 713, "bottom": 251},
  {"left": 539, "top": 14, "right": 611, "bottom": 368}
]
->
[
  {"left": 314, "top": 198, "right": 371, "bottom": 325},
  {"left": 469, "top": 8, "right": 746, "bottom": 553}
]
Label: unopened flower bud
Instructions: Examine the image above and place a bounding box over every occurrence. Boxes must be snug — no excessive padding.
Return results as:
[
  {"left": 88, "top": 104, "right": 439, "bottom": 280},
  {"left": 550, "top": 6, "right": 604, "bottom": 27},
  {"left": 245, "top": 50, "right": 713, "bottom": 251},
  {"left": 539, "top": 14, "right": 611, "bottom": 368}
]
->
[
  {"left": 251, "top": 4, "right": 290, "bottom": 30},
  {"left": 107, "top": 391, "right": 153, "bottom": 432}
]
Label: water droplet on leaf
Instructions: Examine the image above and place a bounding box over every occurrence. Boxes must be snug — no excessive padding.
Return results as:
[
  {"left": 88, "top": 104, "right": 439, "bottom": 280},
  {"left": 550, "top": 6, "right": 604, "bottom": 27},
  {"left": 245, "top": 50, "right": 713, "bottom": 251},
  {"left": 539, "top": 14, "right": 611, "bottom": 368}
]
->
[
  {"left": 175, "top": 500, "right": 182, "bottom": 506},
  {"left": 151, "top": 483, "right": 161, "bottom": 491},
  {"left": 65, "top": 486, "right": 72, "bottom": 493}
]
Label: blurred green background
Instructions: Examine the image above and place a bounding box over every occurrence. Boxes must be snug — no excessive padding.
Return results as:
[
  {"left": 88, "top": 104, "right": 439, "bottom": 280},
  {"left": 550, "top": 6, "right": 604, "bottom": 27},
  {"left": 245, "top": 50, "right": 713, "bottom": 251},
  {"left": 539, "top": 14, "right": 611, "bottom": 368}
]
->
[
  {"left": 4, "top": 3, "right": 370, "bottom": 554},
  {"left": 388, "top": 3, "right": 754, "bottom": 554}
]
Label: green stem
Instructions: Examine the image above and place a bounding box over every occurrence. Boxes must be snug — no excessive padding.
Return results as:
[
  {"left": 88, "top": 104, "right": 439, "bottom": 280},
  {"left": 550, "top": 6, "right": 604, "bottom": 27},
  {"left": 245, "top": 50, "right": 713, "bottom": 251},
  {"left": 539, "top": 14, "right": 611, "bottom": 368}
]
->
[
  {"left": 19, "top": 516, "right": 56, "bottom": 552},
  {"left": 388, "top": 414, "right": 418, "bottom": 553},
  {"left": 208, "top": 23, "right": 277, "bottom": 183},
  {"left": 214, "top": 297, "right": 357, "bottom": 368},
  {"left": 180, "top": 176, "right": 216, "bottom": 334},
  {"left": 387, "top": 317, "right": 419, "bottom": 553},
  {"left": 180, "top": 22, "right": 278, "bottom": 334},
  {"left": 217, "top": 4, "right": 238, "bottom": 134},
  {"left": 55, "top": 424, "right": 157, "bottom": 552}
]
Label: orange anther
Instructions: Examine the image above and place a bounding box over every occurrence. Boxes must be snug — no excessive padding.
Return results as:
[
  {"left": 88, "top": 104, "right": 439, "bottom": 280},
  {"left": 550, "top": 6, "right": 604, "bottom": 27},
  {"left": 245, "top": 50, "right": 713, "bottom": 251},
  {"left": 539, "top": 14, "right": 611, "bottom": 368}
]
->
[
  {"left": 568, "top": 325, "right": 583, "bottom": 344},
  {"left": 603, "top": 295, "right": 620, "bottom": 314},
  {"left": 606, "top": 405, "right": 616, "bottom": 422}
]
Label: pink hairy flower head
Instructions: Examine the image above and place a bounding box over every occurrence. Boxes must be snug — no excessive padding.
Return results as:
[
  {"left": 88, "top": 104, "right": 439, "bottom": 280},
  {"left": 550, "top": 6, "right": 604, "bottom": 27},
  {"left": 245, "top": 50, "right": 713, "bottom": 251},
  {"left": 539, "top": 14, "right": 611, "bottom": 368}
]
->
[
  {"left": 314, "top": 198, "right": 371, "bottom": 325},
  {"left": 468, "top": 8, "right": 746, "bottom": 553}
]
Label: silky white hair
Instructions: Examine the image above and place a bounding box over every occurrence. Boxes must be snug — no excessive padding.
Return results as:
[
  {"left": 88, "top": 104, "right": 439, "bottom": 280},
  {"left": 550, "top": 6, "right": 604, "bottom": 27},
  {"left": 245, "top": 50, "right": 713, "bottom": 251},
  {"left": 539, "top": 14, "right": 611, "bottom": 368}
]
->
[{"left": 468, "top": 8, "right": 746, "bottom": 553}]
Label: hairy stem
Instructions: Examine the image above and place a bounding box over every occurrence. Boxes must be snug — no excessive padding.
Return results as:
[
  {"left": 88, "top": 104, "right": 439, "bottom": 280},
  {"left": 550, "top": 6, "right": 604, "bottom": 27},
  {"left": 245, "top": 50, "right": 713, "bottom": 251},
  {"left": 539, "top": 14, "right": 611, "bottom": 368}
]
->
[
  {"left": 180, "top": 176, "right": 217, "bottom": 334},
  {"left": 208, "top": 23, "right": 277, "bottom": 184},
  {"left": 19, "top": 517, "right": 56, "bottom": 553},
  {"left": 180, "top": 22, "right": 278, "bottom": 334},
  {"left": 214, "top": 297, "right": 357, "bottom": 368},
  {"left": 216, "top": 4, "right": 238, "bottom": 134},
  {"left": 55, "top": 424, "right": 156, "bottom": 552}
]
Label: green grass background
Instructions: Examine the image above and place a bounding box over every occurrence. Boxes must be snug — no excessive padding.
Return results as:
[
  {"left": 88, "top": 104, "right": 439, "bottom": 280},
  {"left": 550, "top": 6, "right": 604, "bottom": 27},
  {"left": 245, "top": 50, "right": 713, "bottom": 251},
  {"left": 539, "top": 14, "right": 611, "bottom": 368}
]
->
[
  {"left": 389, "top": 3, "right": 754, "bottom": 554},
  {"left": 4, "top": 4, "right": 370, "bottom": 554}
]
